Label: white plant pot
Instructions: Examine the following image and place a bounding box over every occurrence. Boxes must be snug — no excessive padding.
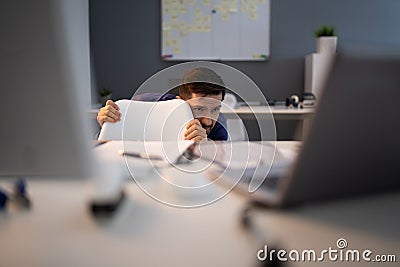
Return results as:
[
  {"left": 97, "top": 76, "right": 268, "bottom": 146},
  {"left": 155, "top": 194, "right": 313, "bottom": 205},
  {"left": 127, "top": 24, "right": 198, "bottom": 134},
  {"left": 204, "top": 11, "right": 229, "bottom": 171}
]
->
[{"left": 316, "top": 36, "right": 337, "bottom": 54}]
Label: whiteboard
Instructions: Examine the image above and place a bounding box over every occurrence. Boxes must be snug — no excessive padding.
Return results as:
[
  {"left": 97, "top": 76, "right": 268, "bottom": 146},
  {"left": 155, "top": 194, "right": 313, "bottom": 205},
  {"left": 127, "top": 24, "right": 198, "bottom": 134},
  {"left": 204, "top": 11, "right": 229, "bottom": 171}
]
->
[{"left": 161, "top": 0, "right": 270, "bottom": 61}]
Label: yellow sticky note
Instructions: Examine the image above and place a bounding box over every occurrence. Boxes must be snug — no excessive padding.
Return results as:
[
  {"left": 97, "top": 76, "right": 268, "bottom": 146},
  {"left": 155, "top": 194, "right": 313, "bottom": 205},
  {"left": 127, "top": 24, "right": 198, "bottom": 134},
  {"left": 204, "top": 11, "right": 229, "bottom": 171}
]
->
[
  {"left": 173, "top": 48, "right": 181, "bottom": 55},
  {"left": 221, "top": 13, "right": 230, "bottom": 21},
  {"left": 170, "top": 22, "right": 179, "bottom": 29},
  {"left": 249, "top": 11, "right": 258, "bottom": 20},
  {"left": 163, "top": 29, "right": 171, "bottom": 38},
  {"left": 195, "top": 16, "right": 202, "bottom": 24},
  {"left": 179, "top": 7, "right": 187, "bottom": 13},
  {"left": 162, "top": 23, "right": 171, "bottom": 31},
  {"left": 195, "top": 8, "right": 202, "bottom": 15}
]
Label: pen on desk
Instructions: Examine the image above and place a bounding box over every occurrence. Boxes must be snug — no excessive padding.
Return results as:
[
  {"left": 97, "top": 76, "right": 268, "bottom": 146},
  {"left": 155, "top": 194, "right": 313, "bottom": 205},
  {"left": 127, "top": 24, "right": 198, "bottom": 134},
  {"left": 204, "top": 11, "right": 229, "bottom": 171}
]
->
[
  {"left": 93, "top": 140, "right": 109, "bottom": 147},
  {"left": 119, "top": 150, "right": 164, "bottom": 161}
]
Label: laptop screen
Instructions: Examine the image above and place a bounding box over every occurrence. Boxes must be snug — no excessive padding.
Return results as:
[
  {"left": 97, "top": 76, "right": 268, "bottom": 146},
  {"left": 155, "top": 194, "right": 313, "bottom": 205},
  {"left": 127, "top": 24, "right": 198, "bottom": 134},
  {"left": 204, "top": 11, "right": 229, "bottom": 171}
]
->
[{"left": 279, "top": 52, "right": 400, "bottom": 207}]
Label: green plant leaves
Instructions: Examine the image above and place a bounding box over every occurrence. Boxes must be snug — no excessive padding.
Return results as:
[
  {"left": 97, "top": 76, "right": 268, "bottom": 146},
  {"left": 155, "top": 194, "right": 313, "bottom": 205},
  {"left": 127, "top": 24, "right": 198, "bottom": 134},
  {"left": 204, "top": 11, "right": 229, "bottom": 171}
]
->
[{"left": 314, "top": 25, "right": 336, "bottom": 37}]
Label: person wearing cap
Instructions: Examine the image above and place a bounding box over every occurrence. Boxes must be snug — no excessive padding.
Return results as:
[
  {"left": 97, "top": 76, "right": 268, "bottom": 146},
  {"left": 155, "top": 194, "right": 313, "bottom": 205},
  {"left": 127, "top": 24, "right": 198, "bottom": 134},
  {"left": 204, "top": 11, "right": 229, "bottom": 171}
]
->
[{"left": 96, "top": 67, "right": 228, "bottom": 142}]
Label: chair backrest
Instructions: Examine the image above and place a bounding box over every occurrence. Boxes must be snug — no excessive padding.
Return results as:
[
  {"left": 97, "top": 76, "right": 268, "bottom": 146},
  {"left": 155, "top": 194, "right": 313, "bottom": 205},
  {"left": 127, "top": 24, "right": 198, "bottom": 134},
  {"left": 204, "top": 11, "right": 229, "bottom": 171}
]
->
[
  {"left": 227, "top": 119, "right": 248, "bottom": 141},
  {"left": 223, "top": 93, "right": 237, "bottom": 109},
  {"left": 222, "top": 93, "right": 248, "bottom": 141},
  {"left": 98, "top": 99, "right": 194, "bottom": 141}
]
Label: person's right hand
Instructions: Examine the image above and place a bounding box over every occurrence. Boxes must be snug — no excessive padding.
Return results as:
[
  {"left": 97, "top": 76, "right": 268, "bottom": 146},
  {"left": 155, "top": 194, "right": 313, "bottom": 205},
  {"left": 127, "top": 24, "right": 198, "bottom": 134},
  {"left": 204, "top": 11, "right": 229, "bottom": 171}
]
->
[{"left": 97, "top": 100, "right": 121, "bottom": 127}]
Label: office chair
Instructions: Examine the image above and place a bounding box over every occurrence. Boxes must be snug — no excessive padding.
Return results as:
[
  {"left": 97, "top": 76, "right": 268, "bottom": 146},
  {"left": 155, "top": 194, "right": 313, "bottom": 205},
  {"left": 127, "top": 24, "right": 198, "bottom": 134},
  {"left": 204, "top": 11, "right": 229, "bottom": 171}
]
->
[
  {"left": 222, "top": 93, "right": 248, "bottom": 141},
  {"left": 98, "top": 99, "right": 193, "bottom": 141}
]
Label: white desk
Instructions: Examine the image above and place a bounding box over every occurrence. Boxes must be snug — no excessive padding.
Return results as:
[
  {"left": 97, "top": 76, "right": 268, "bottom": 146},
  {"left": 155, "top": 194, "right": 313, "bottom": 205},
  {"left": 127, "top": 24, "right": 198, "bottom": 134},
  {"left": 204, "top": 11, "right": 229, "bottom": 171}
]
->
[
  {"left": 0, "top": 179, "right": 256, "bottom": 267},
  {"left": 89, "top": 105, "right": 315, "bottom": 140},
  {"left": 221, "top": 105, "right": 315, "bottom": 120},
  {"left": 250, "top": 193, "right": 400, "bottom": 266},
  {"left": 1, "top": 141, "right": 398, "bottom": 267},
  {"left": 222, "top": 106, "right": 315, "bottom": 140}
]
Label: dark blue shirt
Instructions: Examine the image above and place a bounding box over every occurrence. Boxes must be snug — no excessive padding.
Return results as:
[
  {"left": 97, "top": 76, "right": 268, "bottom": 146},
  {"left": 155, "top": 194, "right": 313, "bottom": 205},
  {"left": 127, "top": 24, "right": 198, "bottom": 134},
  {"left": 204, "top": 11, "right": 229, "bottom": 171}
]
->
[{"left": 132, "top": 93, "right": 228, "bottom": 141}]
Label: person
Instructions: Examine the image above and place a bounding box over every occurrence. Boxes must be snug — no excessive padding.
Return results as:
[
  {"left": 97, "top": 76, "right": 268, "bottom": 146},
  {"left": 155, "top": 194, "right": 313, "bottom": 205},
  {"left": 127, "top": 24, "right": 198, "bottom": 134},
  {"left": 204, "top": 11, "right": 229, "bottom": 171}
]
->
[{"left": 96, "top": 67, "right": 228, "bottom": 142}]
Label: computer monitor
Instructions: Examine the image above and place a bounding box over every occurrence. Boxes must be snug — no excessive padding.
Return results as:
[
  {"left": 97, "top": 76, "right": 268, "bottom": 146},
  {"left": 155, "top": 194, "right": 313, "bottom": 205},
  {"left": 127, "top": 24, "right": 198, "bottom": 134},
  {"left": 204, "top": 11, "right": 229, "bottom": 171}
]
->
[{"left": 0, "top": 0, "right": 93, "bottom": 178}]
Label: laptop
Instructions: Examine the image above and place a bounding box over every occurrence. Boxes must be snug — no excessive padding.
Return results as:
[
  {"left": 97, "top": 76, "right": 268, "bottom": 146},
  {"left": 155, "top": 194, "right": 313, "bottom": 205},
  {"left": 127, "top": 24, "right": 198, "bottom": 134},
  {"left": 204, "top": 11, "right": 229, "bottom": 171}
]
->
[{"left": 202, "top": 52, "right": 400, "bottom": 208}]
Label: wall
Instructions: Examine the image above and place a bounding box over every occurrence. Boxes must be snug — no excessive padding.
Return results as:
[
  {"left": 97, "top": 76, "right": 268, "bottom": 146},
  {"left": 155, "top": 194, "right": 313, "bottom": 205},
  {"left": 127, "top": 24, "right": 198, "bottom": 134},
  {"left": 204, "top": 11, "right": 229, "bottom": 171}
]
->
[{"left": 90, "top": 0, "right": 400, "bottom": 101}]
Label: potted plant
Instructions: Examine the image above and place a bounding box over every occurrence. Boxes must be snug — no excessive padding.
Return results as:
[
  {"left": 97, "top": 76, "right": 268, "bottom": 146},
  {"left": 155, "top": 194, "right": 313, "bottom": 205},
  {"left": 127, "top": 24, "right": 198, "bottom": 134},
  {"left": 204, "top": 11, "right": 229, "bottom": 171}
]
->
[
  {"left": 314, "top": 25, "right": 337, "bottom": 54},
  {"left": 99, "top": 87, "right": 112, "bottom": 106}
]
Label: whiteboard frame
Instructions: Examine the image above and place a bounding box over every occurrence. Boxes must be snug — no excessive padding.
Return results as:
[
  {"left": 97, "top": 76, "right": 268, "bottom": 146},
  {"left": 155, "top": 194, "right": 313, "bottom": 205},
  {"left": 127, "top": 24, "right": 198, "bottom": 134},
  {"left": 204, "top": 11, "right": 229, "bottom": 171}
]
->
[{"left": 161, "top": 0, "right": 270, "bottom": 61}]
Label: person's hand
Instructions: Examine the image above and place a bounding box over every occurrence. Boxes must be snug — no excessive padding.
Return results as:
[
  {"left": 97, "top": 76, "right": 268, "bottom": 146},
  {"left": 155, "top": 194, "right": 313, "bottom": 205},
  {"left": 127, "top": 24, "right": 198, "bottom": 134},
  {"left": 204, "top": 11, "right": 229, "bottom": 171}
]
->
[
  {"left": 184, "top": 119, "right": 207, "bottom": 142},
  {"left": 97, "top": 100, "right": 121, "bottom": 127}
]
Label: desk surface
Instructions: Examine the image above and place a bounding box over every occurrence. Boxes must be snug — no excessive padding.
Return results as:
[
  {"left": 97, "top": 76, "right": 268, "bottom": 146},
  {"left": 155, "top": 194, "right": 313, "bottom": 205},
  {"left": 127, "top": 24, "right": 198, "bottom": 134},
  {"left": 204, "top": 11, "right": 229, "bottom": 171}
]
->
[
  {"left": 226, "top": 105, "right": 315, "bottom": 114},
  {"left": 1, "top": 181, "right": 398, "bottom": 267},
  {"left": 0, "top": 180, "right": 256, "bottom": 267},
  {"left": 1, "top": 141, "right": 399, "bottom": 267}
]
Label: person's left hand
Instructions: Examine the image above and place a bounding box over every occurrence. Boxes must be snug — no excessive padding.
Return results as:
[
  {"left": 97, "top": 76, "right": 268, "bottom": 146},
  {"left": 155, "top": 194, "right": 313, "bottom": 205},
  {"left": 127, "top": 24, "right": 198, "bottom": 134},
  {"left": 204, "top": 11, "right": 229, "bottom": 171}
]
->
[{"left": 184, "top": 119, "right": 207, "bottom": 142}]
